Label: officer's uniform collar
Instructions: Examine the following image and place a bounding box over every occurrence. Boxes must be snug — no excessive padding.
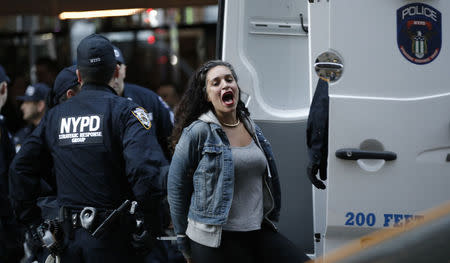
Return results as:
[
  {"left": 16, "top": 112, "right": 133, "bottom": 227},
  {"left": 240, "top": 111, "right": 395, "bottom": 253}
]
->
[{"left": 81, "top": 83, "right": 118, "bottom": 95}]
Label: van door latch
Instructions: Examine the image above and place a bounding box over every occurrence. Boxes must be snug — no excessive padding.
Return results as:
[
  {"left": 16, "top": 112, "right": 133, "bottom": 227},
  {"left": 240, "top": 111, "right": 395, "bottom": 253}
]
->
[{"left": 314, "top": 51, "right": 344, "bottom": 82}]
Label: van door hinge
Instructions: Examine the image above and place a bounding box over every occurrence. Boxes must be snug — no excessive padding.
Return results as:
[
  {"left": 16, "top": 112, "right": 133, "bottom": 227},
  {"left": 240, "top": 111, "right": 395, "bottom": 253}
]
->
[{"left": 314, "top": 233, "right": 321, "bottom": 242}]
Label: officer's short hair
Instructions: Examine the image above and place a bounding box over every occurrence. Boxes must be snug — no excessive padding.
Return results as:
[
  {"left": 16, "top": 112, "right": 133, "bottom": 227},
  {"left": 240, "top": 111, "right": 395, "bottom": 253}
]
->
[
  {"left": 58, "top": 84, "right": 81, "bottom": 104},
  {"left": 77, "top": 34, "right": 116, "bottom": 85}
]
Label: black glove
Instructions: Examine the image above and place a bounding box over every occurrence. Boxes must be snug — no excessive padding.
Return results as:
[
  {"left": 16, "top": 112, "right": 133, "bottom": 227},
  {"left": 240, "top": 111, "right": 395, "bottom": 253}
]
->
[
  {"left": 25, "top": 224, "right": 43, "bottom": 256},
  {"left": 131, "top": 218, "right": 156, "bottom": 255},
  {"left": 307, "top": 163, "right": 326, "bottom": 189},
  {"left": 41, "top": 220, "right": 64, "bottom": 256}
]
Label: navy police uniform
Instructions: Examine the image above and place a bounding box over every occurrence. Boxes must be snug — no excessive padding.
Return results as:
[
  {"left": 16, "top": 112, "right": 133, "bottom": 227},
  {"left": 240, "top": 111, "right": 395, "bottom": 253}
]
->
[
  {"left": 113, "top": 42, "right": 181, "bottom": 263},
  {"left": 0, "top": 116, "right": 14, "bottom": 218},
  {"left": 9, "top": 34, "right": 164, "bottom": 262},
  {"left": 112, "top": 45, "right": 174, "bottom": 161},
  {"left": 123, "top": 83, "right": 174, "bottom": 161},
  {"left": 0, "top": 65, "right": 24, "bottom": 263},
  {"left": 23, "top": 65, "right": 80, "bottom": 263},
  {"left": 12, "top": 124, "right": 34, "bottom": 152},
  {"left": 0, "top": 115, "right": 24, "bottom": 263}
]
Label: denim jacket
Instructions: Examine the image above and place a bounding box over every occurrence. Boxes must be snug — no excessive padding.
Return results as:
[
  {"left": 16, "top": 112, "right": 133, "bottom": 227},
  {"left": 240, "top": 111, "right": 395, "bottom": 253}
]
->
[{"left": 167, "top": 111, "right": 281, "bottom": 256}]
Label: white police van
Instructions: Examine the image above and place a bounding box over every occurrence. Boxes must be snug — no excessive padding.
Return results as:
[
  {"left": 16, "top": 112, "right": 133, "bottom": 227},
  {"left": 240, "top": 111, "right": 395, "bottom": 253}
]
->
[{"left": 219, "top": 0, "right": 450, "bottom": 259}]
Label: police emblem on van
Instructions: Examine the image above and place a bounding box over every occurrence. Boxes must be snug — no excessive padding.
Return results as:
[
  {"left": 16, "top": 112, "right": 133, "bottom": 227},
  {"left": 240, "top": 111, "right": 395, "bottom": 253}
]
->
[
  {"left": 397, "top": 3, "right": 441, "bottom": 65},
  {"left": 58, "top": 115, "right": 103, "bottom": 145},
  {"left": 132, "top": 107, "right": 152, "bottom": 130}
]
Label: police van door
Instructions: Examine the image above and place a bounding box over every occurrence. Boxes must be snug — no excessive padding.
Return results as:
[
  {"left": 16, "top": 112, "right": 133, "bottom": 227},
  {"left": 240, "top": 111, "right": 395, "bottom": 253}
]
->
[
  {"left": 309, "top": 0, "right": 450, "bottom": 255},
  {"left": 220, "top": 0, "right": 314, "bottom": 255}
]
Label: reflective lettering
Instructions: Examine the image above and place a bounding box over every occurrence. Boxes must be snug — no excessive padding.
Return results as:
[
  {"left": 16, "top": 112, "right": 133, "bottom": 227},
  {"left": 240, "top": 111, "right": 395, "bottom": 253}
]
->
[
  {"left": 71, "top": 117, "right": 81, "bottom": 133},
  {"left": 61, "top": 118, "right": 71, "bottom": 134},
  {"left": 79, "top": 116, "right": 90, "bottom": 132},
  {"left": 72, "top": 138, "right": 86, "bottom": 143},
  {"left": 60, "top": 115, "right": 101, "bottom": 134},
  {"left": 402, "top": 5, "right": 437, "bottom": 22},
  {"left": 89, "top": 116, "right": 100, "bottom": 131}
]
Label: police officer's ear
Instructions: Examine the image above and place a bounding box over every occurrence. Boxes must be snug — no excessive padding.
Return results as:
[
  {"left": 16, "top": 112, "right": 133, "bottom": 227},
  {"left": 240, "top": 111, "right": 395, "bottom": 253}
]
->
[
  {"left": 113, "top": 64, "right": 120, "bottom": 79},
  {"left": 37, "top": 100, "right": 46, "bottom": 113},
  {"left": 66, "top": 88, "right": 77, "bottom": 99},
  {"left": 76, "top": 69, "right": 83, "bottom": 85}
]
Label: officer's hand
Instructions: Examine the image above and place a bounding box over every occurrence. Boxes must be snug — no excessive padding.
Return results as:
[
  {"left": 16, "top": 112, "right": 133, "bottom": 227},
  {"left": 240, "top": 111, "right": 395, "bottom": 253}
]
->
[
  {"left": 25, "top": 224, "right": 43, "bottom": 256},
  {"left": 131, "top": 219, "right": 155, "bottom": 255},
  {"left": 132, "top": 229, "right": 156, "bottom": 254},
  {"left": 307, "top": 163, "right": 326, "bottom": 189}
]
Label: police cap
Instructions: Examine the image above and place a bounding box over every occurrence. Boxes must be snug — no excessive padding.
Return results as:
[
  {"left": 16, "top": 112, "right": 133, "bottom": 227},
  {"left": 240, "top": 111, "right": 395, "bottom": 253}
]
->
[
  {"left": 17, "top": 83, "right": 50, "bottom": 101},
  {"left": 53, "top": 65, "right": 78, "bottom": 100},
  {"left": 77, "top": 34, "right": 116, "bottom": 74},
  {"left": 112, "top": 45, "right": 125, "bottom": 65}
]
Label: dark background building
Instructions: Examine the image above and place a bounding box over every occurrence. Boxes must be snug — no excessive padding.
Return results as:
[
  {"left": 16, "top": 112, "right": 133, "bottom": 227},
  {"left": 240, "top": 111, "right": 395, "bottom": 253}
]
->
[{"left": 0, "top": 1, "right": 218, "bottom": 133}]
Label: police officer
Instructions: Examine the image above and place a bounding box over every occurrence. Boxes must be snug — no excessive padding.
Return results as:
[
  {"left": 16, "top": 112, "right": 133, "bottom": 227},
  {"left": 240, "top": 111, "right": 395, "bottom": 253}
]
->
[
  {"left": 0, "top": 65, "right": 24, "bottom": 263},
  {"left": 47, "top": 65, "right": 80, "bottom": 109},
  {"left": 112, "top": 45, "right": 174, "bottom": 161},
  {"left": 9, "top": 34, "right": 164, "bottom": 262},
  {"left": 22, "top": 65, "right": 81, "bottom": 263},
  {"left": 14, "top": 83, "right": 50, "bottom": 152},
  {"left": 112, "top": 46, "right": 183, "bottom": 263}
]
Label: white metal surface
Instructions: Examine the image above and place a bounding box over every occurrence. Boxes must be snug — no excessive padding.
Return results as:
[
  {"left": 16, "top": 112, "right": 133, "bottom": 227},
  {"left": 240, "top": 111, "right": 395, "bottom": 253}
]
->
[
  {"left": 309, "top": 0, "right": 450, "bottom": 256},
  {"left": 222, "top": 0, "right": 310, "bottom": 121}
]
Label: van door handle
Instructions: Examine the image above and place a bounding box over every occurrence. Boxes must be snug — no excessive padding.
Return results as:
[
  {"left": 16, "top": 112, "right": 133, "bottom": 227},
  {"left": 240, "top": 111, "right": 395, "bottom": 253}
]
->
[
  {"left": 335, "top": 148, "right": 397, "bottom": 161},
  {"left": 314, "top": 62, "right": 343, "bottom": 71}
]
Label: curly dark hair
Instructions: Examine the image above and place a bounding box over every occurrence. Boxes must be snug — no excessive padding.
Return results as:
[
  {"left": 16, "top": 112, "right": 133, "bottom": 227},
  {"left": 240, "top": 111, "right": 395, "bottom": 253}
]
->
[{"left": 170, "top": 60, "right": 250, "bottom": 150}]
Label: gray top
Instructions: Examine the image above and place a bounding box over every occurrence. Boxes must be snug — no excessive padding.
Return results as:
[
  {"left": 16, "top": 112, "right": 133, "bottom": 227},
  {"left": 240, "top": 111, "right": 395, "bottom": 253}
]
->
[{"left": 223, "top": 140, "right": 266, "bottom": 231}]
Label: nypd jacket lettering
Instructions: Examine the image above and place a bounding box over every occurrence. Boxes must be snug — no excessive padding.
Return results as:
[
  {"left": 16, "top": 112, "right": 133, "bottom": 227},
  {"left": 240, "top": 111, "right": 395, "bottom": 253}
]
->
[{"left": 59, "top": 115, "right": 103, "bottom": 144}]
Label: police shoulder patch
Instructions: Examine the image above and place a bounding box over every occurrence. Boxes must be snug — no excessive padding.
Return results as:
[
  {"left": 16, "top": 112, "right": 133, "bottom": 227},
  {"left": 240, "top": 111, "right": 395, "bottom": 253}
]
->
[
  {"left": 397, "top": 3, "right": 442, "bottom": 65},
  {"left": 132, "top": 107, "right": 152, "bottom": 130}
]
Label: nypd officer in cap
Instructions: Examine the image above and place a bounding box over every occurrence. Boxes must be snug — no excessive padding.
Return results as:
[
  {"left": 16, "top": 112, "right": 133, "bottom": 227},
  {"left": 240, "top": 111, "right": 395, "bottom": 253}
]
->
[
  {"left": 112, "top": 46, "right": 184, "bottom": 263},
  {"left": 112, "top": 45, "right": 174, "bottom": 161},
  {"left": 14, "top": 83, "right": 50, "bottom": 153},
  {"left": 9, "top": 34, "right": 164, "bottom": 262},
  {"left": 22, "top": 65, "right": 81, "bottom": 263}
]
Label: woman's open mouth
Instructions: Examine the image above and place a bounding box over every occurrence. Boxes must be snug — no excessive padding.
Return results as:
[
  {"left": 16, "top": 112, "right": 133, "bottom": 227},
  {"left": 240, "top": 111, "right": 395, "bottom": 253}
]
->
[{"left": 221, "top": 91, "right": 235, "bottom": 106}]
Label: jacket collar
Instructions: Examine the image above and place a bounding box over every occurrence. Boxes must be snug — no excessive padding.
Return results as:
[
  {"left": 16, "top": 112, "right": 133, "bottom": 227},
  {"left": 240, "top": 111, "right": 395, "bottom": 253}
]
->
[
  {"left": 81, "top": 83, "right": 118, "bottom": 95},
  {"left": 198, "top": 110, "right": 256, "bottom": 136},
  {"left": 198, "top": 111, "right": 220, "bottom": 126}
]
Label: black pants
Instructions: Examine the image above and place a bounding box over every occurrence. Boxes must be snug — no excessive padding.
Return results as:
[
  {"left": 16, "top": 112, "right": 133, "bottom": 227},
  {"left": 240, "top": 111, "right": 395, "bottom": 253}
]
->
[
  {"left": 0, "top": 217, "right": 24, "bottom": 263},
  {"left": 60, "top": 228, "right": 136, "bottom": 263},
  {"left": 190, "top": 227, "right": 310, "bottom": 263}
]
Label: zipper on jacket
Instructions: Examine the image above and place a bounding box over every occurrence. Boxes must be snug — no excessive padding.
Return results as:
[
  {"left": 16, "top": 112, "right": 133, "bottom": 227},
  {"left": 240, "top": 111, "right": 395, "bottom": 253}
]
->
[
  {"left": 254, "top": 132, "right": 272, "bottom": 178},
  {"left": 263, "top": 176, "right": 277, "bottom": 231}
]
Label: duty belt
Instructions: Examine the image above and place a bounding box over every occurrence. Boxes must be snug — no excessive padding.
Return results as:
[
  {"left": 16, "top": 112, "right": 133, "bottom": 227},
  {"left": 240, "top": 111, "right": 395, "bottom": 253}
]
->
[
  {"left": 68, "top": 207, "right": 112, "bottom": 231},
  {"left": 62, "top": 200, "right": 132, "bottom": 238}
]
